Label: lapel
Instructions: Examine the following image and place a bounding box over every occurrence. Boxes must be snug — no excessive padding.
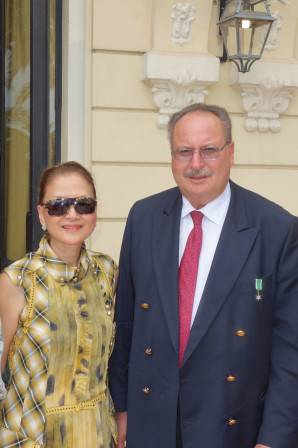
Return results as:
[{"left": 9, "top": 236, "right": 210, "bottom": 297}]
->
[
  {"left": 183, "top": 182, "right": 259, "bottom": 364},
  {"left": 152, "top": 188, "right": 181, "bottom": 354}
]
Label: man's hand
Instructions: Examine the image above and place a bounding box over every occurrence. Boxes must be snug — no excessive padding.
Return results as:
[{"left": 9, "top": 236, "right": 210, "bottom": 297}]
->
[
  {"left": 255, "top": 445, "right": 271, "bottom": 448},
  {"left": 116, "top": 411, "right": 127, "bottom": 448}
]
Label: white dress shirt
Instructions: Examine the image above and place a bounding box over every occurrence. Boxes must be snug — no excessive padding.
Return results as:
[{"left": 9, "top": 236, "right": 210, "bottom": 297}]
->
[{"left": 179, "top": 183, "right": 231, "bottom": 326}]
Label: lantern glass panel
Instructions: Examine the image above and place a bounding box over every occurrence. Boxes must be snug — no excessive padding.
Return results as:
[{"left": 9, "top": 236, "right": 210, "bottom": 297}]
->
[
  {"left": 250, "top": 22, "right": 271, "bottom": 54},
  {"left": 221, "top": 0, "right": 240, "bottom": 19},
  {"left": 221, "top": 0, "right": 273, "bottom": 21},
  {"left": 220, "top": 24, "right": 237, "bottom": 57},
  {"left": 238, "top": 26, "right": 254, "bottom": 57},
  {"left": 250, "top": 0, "right": 271, "bottom": 15},
  {"left": 220, "top": 20, "right": 272, "bottom": 59}
]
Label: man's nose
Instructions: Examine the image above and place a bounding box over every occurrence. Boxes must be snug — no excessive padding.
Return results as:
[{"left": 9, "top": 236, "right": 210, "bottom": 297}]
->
[{"left": 190, "top": 149, "right": 205, "bottom": 169}]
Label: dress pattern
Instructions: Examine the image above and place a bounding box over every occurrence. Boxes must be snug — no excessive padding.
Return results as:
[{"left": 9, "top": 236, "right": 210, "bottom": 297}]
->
[{"left": 0, "top": 236, "right": 117, "bottom": 447}]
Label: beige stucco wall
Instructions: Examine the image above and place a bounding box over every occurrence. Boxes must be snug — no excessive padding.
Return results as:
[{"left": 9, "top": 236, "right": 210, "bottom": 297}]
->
[{"left": 87, "top": 0, "right": 298, "bottom": 260}]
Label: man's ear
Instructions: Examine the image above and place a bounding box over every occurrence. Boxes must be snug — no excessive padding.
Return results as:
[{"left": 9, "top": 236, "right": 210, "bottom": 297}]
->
[{"left": 229, "top": 142, "right": 235, "bottom": 166}]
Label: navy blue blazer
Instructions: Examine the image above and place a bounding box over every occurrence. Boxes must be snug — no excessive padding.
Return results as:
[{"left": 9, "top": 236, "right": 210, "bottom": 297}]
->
[{"left": 109, "top": 181, "right": 298, "bottom": 448}]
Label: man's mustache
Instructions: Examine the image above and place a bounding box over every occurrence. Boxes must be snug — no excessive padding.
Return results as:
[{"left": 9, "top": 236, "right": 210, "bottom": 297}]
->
[{"left": 184, "top": 168, "right": 212, "bottom": 178}]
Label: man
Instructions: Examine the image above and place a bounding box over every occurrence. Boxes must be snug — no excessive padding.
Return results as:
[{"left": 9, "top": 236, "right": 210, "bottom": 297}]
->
[{"left": 109, "top": 103, "right": 298, "bottom": 448}]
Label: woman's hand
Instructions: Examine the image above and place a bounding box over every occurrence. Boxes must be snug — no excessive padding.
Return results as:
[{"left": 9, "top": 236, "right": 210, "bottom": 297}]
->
[{"left": 116, "top": 411, "right": 127, "bottom": 448}]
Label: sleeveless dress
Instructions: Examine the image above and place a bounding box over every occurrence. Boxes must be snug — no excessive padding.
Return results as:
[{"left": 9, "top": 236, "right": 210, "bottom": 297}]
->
[{"left": 0, "top": 236, "right": 117, "bottom": 447}]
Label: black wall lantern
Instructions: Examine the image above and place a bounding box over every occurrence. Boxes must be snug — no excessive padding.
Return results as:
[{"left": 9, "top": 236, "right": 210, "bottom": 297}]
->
[{"left": 218, "top": 0, "right": 275, "bottom": 73}]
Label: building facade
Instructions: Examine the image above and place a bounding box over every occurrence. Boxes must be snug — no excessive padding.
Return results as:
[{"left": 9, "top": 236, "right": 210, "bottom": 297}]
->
[
  {"left": 74, "top": 0, "right": 298, "bottom": 260},
  {"left": 2, "top": 0, "right": 298, "bottom": 264}
]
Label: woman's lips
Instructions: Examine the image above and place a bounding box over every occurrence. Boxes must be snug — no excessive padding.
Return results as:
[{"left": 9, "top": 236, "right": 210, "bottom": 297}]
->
[{"left": 62, "top": 225, "right": 82, "bottom": 232}]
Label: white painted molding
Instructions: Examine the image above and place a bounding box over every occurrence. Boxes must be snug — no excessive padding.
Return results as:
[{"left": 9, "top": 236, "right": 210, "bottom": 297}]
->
[
  {"left": 61, "top": 0, "right": 86, "bottom": 163},
  {"left": 231, "top": 61, "right": 298, "bottom": 133},
  {"left": 171, "top": 3, "right": 196, "bottom": 45},
  {"left": 144, "top": 52, "right": 220, "bottom": 128}
]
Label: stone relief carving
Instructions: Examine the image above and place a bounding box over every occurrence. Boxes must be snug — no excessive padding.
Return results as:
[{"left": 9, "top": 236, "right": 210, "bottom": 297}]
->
[
  {"left": 263, "top": 12, "right": 282, "bottom": 51},
  {"left": 232, "top": 61, "right": 298, "bottom": 134},
  {"left": 171, "top": 3, "right": 196, "bottom": 45},
  {"left": 240, "top": 76, "right": 293, "bottom": 133},
  {"left": 259, "top": 0, "right": 289, "bottom": 53},
  {"left": 151, "top": 71, "right": 209, "bottom": 128},
  {"left": 144, "top": 52, "right": 220, "bottom": 128},
  {"left": 266, "top": 0, "right": 290, "bottom": 51}
]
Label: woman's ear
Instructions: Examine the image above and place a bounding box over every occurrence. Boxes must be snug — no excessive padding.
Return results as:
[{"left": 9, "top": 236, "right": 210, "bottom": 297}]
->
[{"left": 37, "top": 204, "right": 46, "bottom": 231}]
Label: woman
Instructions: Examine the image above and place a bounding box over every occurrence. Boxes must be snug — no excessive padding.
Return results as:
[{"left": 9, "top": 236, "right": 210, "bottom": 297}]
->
[{"left": 0, "top": 162, "right": 117, "bottom": 447}]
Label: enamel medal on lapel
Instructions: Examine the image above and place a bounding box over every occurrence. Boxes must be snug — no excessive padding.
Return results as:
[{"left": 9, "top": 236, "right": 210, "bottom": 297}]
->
[{"left": 255, "top": 278, "right": 263, "bottom": 301}]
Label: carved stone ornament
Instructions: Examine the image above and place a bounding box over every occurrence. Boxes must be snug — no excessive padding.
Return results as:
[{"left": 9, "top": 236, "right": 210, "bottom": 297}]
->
[
  {"left": 171, "top": 3, "right": 196, "bottom": 45},
  {"left": 231, "top": 62, "right": 298, "bottom": 133},
  {"left": 263, "top": 12, "right": 283, "bottom": 51},
  {"left": 144, "top": 52, "right": 220, "bottom": 128}
]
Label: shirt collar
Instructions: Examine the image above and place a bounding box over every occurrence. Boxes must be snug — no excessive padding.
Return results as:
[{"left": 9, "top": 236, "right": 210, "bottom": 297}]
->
[
  {"left": 37, "top": 234, "right": 91, "bottom": 283},
  {"left": 181, "top": 182, "right": 231, "bottom": 226}
]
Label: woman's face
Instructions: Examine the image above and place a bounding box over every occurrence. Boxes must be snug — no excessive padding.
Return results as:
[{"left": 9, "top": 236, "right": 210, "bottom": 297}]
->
[{"left": 37, "top": 172, "right": 97, "bottom": 252}]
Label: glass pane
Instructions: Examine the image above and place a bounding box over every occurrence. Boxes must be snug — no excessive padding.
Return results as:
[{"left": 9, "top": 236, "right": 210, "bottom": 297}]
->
[
  {"left": 238, "top": 26, "right": 255, "bottom": 56},
  {"left": 251, "top": 23, "right": 272, "bottom": 55},
  {"left": 222, "top": 0, "right": 273, "bottom": 18},
  {"left": 251, "top": 0, "right": 272, "bottom": 15},
  {"left": 4, "top": 0, "right": 30, "bottom": 260},
  {"left": 221, "top": 0, "right": 241, "bottom": 18},
  {"left": 3, "top": 0, "right": 58, "bottom": 262},
  {"left": 221, "top": 21, "right": 271, "bottom": 58},
  {"left": 221, "top": 24, "right": 239, "bottom": 57}
]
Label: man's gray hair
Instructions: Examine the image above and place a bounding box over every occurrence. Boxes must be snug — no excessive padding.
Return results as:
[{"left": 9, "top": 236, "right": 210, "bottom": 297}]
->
[{"left": 167, "top": 103, "right": 232, "bottom": 149}]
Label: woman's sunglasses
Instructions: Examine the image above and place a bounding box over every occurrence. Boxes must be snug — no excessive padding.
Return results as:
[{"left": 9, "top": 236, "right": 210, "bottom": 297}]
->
[{"left": 41, "top": 197, "right": 97, "bottom": 217}]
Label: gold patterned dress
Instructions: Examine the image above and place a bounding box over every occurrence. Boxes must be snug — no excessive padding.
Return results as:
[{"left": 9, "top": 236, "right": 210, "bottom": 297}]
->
[{"left": 0, "top": 236, "right": 117, "bottom": 447}]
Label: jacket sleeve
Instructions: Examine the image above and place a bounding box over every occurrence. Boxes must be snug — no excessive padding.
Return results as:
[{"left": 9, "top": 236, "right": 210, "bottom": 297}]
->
[
  {"left": 257, "top": 218, "right": 298, "bottom": 447},
  {"left": 109, "top": 206, "right": 135, "bottom": 412}
]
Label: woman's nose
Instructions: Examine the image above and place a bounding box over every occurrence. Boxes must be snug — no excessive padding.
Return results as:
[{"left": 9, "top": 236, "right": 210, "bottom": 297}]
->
[{"left": 65, "top": 205, "right": 79, "bottom": 217}]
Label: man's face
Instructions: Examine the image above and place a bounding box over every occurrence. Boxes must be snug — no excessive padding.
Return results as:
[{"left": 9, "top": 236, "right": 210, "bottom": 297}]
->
[{"left": 171, "top": 111, "right": 234, "bottom": 209}]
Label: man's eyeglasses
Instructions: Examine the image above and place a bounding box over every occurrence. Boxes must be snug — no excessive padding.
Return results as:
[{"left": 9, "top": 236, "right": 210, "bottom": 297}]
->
[
  {"left": 172, "top": 142, "right": 230, "bottom": 161},
  {"left": 41, "top": 197, "right": 97, "bottom": 216}
]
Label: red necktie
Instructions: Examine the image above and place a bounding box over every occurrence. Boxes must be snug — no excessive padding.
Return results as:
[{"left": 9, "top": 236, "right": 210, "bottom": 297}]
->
[{"left": 179, "top": 211, "right": 203, "bottom": 366}]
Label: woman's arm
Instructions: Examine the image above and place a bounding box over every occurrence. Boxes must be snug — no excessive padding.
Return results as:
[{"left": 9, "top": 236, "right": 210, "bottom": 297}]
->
[{"left": 0, "top": 273, "right": 25, "bottom": 371}]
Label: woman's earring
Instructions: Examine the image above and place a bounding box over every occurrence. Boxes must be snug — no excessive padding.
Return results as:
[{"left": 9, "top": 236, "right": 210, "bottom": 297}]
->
[{"left": 41, "top": 223, "right": 47, "bottom": 232}]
